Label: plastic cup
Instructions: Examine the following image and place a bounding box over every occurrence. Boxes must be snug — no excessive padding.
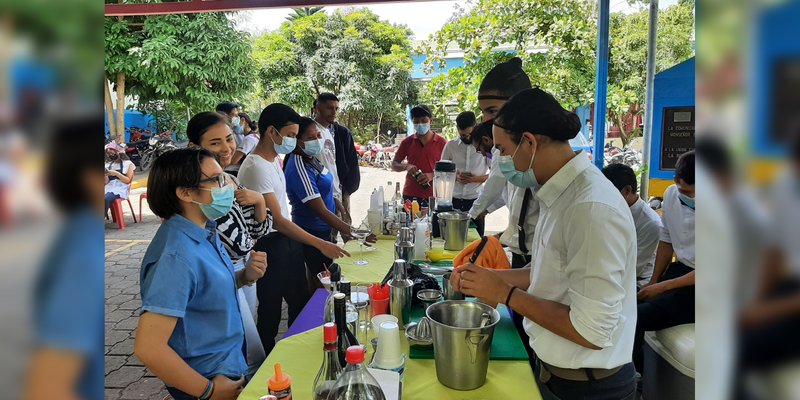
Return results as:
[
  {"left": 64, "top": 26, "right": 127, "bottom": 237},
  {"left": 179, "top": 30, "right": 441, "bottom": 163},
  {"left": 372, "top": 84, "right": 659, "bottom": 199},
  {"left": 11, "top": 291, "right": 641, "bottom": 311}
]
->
[
  {"left": 374, "top": 321, "right": 404, "bottom": 369},
  {"left": 369, "top": 283, "right": 390, "bottom": 316}
]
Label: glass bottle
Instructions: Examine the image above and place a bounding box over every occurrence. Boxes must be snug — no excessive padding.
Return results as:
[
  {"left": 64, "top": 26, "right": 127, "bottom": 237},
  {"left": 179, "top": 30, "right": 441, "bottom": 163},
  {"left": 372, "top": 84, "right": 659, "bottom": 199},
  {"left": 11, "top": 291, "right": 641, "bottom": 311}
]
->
[
  {"left": 327, "top": 346, "right": 387, "bottom": 400},
  {"left": 339, "top": 280, "right": 359, "bottom": 333},
  {"left": 334, "top": 293, "right": 360, "bottom": 367},
  {"left": 323, "top": 263, "right": 342, "bottom": 324},
  {"left": 313, "top": 322, "right": 343, "bottom": 400}
]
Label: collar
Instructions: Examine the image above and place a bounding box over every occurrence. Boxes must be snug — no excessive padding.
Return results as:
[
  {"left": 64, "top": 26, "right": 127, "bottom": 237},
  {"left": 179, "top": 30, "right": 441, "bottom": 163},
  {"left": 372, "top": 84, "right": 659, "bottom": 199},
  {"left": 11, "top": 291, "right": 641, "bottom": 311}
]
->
[
  {"left": 415, "top": 131, "right": 442, "bottom": 146},
  {"left": 167, "top": 213, "right": 218, "bottom": 244},
  {"left": 535, "top": 151, "right": 591, "bottom": 208},
  {"left": 630, "top": 197, "right": 645, "bottom": 214}
]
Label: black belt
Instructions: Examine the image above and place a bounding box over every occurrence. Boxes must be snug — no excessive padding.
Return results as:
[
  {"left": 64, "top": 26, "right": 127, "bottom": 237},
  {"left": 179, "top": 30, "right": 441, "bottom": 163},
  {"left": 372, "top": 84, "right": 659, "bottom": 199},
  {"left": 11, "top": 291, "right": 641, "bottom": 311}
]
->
[{"left": 537, "top": 359, "right": 624, "bottom": 382}]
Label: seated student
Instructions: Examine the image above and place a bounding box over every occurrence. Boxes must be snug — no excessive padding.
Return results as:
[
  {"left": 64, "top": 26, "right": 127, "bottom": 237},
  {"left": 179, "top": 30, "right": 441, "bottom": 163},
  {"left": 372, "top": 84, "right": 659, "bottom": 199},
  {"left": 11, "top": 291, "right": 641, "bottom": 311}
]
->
[
  {"left": 238, "top": 103, "right": 349, "bottom": 355},
  {"left": 633, "top": 150, "right": 696, "bottom": 374},
  {"left": 284, "top": 117, "right": 376, "bottom": 290},
  {"left": 104, "top": 142, "right": 135, "bottom": 215},
  {"left": 134, "top": 148, "right": 267, "bottom": 400},
  {"left": 602, "top": 163, "right": 662, "bottom": 288}
]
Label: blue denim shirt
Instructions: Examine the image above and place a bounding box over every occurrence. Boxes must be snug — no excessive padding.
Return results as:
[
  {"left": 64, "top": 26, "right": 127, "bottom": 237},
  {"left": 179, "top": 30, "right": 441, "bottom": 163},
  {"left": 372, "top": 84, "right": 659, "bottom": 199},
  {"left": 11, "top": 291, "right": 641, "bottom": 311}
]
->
[{"left": 140, "top": 214, "right": 247, "bottom": 378}]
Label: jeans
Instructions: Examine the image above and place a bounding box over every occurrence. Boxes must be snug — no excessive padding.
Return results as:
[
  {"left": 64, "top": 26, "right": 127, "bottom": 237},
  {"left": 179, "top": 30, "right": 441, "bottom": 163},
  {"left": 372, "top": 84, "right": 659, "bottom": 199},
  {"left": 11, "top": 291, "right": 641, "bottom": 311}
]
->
[
  {"left": 633, "top": 262, "right": 695, "bottom": 372},
  {"left": 534, "top": 361, "right": 637, "bottom": 400},
  {"left": 253, "top": 231, "right": 311, "bottom": 356},
  {"left": 452, "top": 197, "right": 484, "bottom": 237},
  {"left": 104, "top": 192, "right": 121, "bottom": 214}
]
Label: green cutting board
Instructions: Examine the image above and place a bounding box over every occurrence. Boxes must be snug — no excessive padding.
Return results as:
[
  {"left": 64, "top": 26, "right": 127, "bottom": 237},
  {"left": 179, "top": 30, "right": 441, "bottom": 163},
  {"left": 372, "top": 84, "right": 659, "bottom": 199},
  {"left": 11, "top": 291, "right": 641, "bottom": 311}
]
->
[{"left": 408, "top": 299, "right": 530, "bottom": 361}]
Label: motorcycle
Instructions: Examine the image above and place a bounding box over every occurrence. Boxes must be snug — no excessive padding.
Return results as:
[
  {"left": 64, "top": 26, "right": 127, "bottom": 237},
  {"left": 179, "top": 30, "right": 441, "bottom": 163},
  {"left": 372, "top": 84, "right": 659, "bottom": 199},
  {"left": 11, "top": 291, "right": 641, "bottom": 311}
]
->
[
  {"left": 123, "top": 139, "right": 150, "bottom": 167},
  {"left": 139, "top": 133, "right": 176, "bottom": 171}
]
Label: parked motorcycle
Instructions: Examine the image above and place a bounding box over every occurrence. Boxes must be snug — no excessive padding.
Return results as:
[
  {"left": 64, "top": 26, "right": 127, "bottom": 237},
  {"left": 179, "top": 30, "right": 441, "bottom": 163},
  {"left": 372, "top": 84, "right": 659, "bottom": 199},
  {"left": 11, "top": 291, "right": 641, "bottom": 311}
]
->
[
  {"left": 139, "top": 133, "right": 176, "bottom": 171},
  {"left": 123, "top": 139, "right": 150, "bottom": 167}
]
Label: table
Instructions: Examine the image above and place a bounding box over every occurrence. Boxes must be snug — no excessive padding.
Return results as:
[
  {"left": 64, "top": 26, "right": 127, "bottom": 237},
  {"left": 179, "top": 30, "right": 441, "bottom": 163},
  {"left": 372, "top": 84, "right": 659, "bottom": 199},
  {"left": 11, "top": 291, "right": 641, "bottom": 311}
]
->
[
  {"left": 241, "top": 230, "right": 541, "bottom": 400},
  {"left": 335, "top": 229, "right": 482, "bottom": 285}
]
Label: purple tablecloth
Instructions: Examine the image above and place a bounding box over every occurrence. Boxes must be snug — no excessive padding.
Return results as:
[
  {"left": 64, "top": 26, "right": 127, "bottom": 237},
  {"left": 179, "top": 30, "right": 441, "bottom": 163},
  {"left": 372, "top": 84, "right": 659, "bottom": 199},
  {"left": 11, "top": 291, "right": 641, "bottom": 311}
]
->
[{"left": 282, "top": 288, "right": 328, "bottom": 339}]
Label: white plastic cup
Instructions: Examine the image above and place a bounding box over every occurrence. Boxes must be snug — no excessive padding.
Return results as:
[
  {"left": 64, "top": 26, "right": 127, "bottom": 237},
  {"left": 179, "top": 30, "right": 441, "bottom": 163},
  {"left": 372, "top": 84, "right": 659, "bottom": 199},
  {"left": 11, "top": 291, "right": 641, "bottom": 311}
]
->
[{"left": 374, "top": 321, "right": 404, "bottom": 369}]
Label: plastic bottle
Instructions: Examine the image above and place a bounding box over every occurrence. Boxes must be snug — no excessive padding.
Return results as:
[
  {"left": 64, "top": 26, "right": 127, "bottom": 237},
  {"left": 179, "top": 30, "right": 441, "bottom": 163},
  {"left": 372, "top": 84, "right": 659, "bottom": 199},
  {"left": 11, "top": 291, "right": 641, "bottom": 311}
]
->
[
  {"left": 327, "top": 346, "right": 387, "bottom": 400},
  {"left": 268, "top": 363, "right": 292, "bottom": 399},
  {"left": 413, "top": 218, "right": 428, "bottom": 261},
  {"left": 313, "top": 323, "right": 343, "bottom": 400}
]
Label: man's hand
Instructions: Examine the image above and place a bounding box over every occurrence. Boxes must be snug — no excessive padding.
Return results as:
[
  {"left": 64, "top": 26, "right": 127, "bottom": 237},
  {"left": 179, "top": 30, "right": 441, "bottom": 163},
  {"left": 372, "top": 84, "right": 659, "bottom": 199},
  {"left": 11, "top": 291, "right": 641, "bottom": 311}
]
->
[
  {"left": 456, "top": 263, "right": 512, "bottom": 307},
  {"left": 243, "top": 251, "right": 267, "bottom": 284},
  {"left": 406, "top": 164, "right": 419, "bottom": 175},
  {"left": 414, "top": 172, "right": 431, "bottom": 186},
  {"left": 320, "top": 242, "right": 351, "bottom": 259},
  {"left": 234, "top": 188, "right": 264, "bottom": 207},
  {"left": 637, "top": 281, "right": 670, "bottom": 301},
  {"left": 209, "top": 375, "right": 244, "bottom": 400}
]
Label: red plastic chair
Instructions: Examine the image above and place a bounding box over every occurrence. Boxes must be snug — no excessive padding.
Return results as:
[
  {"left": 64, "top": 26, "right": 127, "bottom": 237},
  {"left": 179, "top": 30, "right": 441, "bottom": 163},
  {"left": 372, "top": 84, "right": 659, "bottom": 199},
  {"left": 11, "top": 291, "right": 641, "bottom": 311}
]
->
[
  {"left": 109, "top": 197, "right": 137, "bottom": 229},
  {"left": 139, "top": 192, "right": 148, "bottom": 221}
]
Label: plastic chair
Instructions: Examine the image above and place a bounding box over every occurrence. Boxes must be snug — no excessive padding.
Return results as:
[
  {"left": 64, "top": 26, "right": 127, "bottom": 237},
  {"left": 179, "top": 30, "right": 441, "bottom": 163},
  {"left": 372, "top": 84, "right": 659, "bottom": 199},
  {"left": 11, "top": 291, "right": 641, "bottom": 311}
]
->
[
  {"left": 109, "top": 197, "right": 137, "bottom": 229},
  {"left": 139, "top": 192, "right": 148, "bottom": 221}
]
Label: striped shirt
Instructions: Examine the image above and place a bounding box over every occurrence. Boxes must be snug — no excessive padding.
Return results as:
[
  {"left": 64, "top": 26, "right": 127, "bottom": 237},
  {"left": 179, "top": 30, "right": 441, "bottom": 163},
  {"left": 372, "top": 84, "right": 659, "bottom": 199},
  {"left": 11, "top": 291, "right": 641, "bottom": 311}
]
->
[
  {"left": 284, "top": 154, "right": 336, "bottom": 232},
  {"left": 214, "top": 175, "right": 271, "bottom": 263}
]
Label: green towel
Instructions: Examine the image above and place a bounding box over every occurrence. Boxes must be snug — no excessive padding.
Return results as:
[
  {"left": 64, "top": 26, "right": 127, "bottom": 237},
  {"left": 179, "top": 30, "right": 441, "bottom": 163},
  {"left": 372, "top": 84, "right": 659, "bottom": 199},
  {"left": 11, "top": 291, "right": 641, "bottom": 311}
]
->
[{"left": 408, "top": 299, "right": 530, "bottom": 361}]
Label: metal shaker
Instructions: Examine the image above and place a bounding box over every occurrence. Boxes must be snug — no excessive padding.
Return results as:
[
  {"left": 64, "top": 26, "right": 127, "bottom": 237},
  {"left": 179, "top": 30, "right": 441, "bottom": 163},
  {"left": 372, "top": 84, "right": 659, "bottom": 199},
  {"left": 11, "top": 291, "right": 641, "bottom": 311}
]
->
[
  {"left": 395, "top": 227, "right": 415, "bottom": 261},
  {"left": 388, "top": 259, "right": 414, "bottom": 327}
]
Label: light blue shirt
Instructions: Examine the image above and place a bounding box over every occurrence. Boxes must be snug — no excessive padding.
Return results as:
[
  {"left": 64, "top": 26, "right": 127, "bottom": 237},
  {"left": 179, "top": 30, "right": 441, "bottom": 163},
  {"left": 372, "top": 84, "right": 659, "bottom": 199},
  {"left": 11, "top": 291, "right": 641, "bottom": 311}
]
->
[{"left": 140, "top": 214, "right": 247, "bottom": 379}]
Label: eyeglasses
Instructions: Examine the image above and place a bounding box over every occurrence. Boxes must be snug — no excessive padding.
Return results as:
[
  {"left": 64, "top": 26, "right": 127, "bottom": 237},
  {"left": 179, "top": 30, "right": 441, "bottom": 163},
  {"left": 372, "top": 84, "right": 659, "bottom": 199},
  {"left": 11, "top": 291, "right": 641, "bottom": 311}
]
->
[{"left": 198, "top": 172, "right": 226, "bottom": 188}]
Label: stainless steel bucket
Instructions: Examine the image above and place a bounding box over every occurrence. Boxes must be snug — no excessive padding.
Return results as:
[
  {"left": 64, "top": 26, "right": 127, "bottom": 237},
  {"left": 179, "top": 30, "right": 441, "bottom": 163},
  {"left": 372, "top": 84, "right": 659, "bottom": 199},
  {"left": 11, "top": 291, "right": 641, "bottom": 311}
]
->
[
  {"left": 437, "top": 211, "right": 470, "bottom": 251},
  {"left": 426, "top": 301, "right": 500, "bottom": 390}
]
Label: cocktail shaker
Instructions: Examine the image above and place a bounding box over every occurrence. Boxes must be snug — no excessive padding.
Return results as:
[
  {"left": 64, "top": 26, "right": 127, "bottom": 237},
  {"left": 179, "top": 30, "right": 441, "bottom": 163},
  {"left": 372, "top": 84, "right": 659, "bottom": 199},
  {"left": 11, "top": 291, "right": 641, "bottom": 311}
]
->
[
  {"left": 388, "top": 259, "right": 413, "bottom": 327},
  {"left": 395, "top": 227, "right": 415, "bottom": 261}
]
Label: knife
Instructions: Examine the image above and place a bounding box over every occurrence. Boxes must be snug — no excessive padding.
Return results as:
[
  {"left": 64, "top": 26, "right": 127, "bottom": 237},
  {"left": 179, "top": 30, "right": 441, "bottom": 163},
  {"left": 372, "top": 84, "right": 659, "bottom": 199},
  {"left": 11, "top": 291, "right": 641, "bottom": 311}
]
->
[{"left": 469, "top": 236, "right": 490, "bottom": 264}]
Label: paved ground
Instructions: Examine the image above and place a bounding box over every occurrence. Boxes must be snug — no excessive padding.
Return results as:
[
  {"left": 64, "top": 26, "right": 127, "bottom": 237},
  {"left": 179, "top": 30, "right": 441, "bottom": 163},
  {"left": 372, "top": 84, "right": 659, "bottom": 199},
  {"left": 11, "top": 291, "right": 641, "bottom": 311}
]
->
[{"left": 104, "top": 166, "right": 509, "bottom": 399}]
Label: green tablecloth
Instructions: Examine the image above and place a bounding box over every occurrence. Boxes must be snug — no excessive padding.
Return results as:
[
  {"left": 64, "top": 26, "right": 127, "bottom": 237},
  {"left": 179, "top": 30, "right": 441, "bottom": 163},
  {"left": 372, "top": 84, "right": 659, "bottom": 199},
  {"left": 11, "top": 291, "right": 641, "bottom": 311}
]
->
[
  {"left": 240, "top": 325, "right": 540, "bottom": 400},
  {"left": 337, "top": 229, "right": 481, "bottom": 285}
]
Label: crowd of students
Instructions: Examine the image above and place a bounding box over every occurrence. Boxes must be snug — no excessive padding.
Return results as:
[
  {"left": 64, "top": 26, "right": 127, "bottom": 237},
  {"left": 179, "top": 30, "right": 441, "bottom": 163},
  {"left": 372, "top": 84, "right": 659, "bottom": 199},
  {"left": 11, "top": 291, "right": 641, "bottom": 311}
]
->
[{"left": 123, "top": 57, "right": 700, "bottom": 400}]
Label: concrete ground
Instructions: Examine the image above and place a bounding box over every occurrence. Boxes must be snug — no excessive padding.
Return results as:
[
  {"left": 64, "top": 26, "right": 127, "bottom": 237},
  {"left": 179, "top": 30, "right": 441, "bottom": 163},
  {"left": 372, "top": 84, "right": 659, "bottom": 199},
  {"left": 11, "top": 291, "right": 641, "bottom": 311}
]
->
[{"left": 104, "top": 166, "right": 510, "bottom": 399}]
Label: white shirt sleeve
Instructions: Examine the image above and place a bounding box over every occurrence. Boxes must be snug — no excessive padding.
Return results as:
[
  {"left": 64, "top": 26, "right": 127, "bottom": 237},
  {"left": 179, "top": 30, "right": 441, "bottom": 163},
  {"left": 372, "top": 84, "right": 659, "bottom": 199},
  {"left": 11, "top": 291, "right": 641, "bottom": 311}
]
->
[
  {"left": 239, "top": 158, "right": 275, "bottom": 195},
  {"left": 241, "top": 135, "right": 258, "bottom": 155},
  {"left": 564, "top": 202, "right": 632, "bottom": 348},
  {"left": 441, "top": 141, "right": 454, "bottom": 161},
  {"left": 469, "top": 154, "right": 506, "bottom": 218},
  {"left": 637, "top": 218, "right": 661, "bottom": 281}
]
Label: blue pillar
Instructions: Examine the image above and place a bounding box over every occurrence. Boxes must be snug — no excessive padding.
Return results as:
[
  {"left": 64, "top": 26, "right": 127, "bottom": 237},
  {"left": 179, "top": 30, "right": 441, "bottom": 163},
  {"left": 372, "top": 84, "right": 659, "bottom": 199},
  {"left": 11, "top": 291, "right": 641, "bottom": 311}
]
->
[{"left": 592, "top": 0, "right": 610, "bottom": 169}]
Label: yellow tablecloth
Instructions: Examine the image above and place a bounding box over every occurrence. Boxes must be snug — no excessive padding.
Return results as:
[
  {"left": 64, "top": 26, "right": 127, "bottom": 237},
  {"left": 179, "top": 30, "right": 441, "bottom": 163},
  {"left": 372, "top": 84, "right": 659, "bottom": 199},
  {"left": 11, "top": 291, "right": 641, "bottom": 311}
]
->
[
  {"left": 336, "top": 229, "right": 481, "bottom": 285},
  {"left": 241, "top": 325, "right": 540, "bottom": 400}
]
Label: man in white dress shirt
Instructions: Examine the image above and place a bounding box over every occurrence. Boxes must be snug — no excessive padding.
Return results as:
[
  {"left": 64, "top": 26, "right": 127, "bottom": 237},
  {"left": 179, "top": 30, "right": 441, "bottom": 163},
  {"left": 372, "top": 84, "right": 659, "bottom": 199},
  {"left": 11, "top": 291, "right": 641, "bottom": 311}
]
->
[
  {"left": 440, "top": 111, "right": 490, "bottom": 235},
  {"left": 602, "top": 163, "right": 663, "bottom": 288},
  {"left": 633, "top": 151, "right": 696, "bottom": 374},
  {"left": 453, "top": 88, "right": 638, "bottom": 399}
]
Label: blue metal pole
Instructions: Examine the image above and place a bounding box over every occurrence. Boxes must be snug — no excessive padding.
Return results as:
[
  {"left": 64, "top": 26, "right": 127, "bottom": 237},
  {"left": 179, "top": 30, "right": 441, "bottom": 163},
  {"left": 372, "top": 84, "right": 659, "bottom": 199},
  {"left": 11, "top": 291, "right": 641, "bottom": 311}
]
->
[{"left": 592, "top": 0, "right": 610, "bottom": 170}]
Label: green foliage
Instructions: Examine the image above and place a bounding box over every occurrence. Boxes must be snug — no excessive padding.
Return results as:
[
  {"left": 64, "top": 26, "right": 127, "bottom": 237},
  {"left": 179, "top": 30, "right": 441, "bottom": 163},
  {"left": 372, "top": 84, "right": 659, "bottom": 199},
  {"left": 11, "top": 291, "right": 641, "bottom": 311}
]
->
[
  {"left": 287, "top": 7, "right": 325, "bottom": 21},
  {"left": 104, "top": 11, "right": 255, "bottom": 119},
  {"left": 419, "top": 0, "right": 695, "bottom": 143},
  {"left": 252, "top": 8, "right": 416, "bottom": 141}
]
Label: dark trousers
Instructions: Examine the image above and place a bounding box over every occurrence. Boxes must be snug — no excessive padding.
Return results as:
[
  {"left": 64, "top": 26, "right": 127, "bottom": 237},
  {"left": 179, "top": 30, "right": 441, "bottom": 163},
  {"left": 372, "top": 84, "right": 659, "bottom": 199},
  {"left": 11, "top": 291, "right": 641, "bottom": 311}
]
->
[
  {"left": 534, "top": 360, "right": 637, "bottom": 400},
  {"left": 253, "top": 231, "right": 312, "bottom": 356},
  {"left": 452, "top": 197, "right": 484, "bottom": 237},
  {"left": 509, "top": 251, "right": 535, "bottom": 371},
  {"left": 633, "top": 262, "right": 695, "bottom": 373},
  {"left": 303, "top": 228, "right": 334, "bottom": 293},
  {"left": 104, "top": 192, "right": 121, "bottom": 214}
]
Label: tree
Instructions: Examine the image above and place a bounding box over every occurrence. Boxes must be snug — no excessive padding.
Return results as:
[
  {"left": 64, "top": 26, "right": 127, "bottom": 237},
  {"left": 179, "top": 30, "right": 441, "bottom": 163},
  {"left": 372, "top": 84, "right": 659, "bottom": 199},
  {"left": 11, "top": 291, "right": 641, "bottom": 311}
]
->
[
  {"left": 104, "top": 10, "right": 254, "bottom": 139},
  {"left": 286, "top": 7, "right": 324, "bottom": 21},
  {"left": 419, "top": 0, "right": 695, "bottom": 146},
  {"left": 253, "top": 8, "right": 416, "bottom": 143}
]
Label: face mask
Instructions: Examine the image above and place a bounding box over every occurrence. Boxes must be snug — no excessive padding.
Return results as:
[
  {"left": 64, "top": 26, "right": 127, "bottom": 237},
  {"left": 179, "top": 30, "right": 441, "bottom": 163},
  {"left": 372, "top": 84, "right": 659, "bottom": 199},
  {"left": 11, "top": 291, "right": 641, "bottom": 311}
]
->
[
  {"left": 270, "top": 127, "right": 297, "bottom": 154},
  {"left": 460, "top": 137, "right": 472, "bottom": 145},
  {"left": 414, "top": 123, "right": 430, "bottom": 136},
  {"left": 108, "top": 153, "right": 119, "bottom": 161},
  {"left": 233, "top": 124, "right": 244, "bottom": 135},
  {"left": 193, "top": 184, "right": 235, "bottom": 220},
  {"left": 499, "top": 139, "right": 538, "bottom": 188},
  {"left": 678, "top": 193, "right": 695, "bottom": 210},
  {"left": 303, "top": 138, "right": 323, "bottom": 156},
  {"left": 231, "top": 117, "right": 241, "bottom": 127}
]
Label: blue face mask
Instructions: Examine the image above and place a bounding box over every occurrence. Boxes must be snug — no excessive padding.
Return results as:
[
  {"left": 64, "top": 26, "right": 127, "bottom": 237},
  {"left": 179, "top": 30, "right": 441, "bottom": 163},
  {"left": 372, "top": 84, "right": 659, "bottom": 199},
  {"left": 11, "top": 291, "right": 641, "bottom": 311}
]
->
[
  {"left": 499, "top": 139, "right": 538, "bottom": 188},
  {"left": 303, "top": 138, "right": 323, "bottom": 156},
  {"left": 678, "top": 193, "right": 695, "bottom": 210},
  {"left": 233, "top": 124, "right": 244, "bottom": 136},
  {"left": 270, "top": 127, "right": 297, "bottom": 154},
  {"left": 194, "top": 184, "right": 235, "bottom": 220},
  {"left": 414, "top": 123, "right": 430, "bottom": 136}
]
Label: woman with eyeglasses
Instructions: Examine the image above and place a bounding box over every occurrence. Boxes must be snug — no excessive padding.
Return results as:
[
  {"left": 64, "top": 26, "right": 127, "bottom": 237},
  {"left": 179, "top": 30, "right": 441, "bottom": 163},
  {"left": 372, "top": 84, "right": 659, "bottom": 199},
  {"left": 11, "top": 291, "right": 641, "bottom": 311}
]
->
[
  {"left": 186, "top": 111, "right": 270, "bottom": 376},
  {"left": 134, "top": 148, "right": 267, "bottom": 400}
]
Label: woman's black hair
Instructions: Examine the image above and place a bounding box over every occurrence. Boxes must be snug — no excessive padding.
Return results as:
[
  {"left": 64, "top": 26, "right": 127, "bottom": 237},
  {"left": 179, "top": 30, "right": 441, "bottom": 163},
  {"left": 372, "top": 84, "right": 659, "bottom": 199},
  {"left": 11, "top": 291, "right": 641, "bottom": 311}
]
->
[
  {"left": 146, "top": 148, "right": 216, "bottom": 219},
  {"left": 187, "top": 112, "right": 229, "bottom": 145},
  {"left": 240, "top": 112, "right": 257, "bottom": 133},
  {"left": 674, "top": 150, "right": 695, "bottom": 185},
  {"left": 46, "top": 116, "right": 105, "bottom": 212}
]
